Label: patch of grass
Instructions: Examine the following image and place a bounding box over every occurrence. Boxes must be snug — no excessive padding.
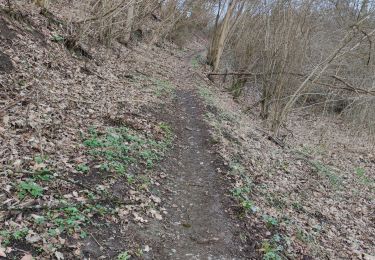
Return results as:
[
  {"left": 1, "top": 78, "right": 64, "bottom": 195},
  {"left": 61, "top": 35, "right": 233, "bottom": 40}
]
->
[
  {"left": 198, "top": 86, "right": 236, "bottom": 123},
  {"left": 191, "top": 54, "right": 203, "bottom": 68},
  {"left": 82, "top": 124, "right": 173, "bottom": 175},
  {"left": 12, "top": 228, "right": 29, "bottom": 240},
  {"left": 310, "top": 160, "right": 342, "bottom": 187},
  {"left": 266, "top": 194, "right": 287, "bottom": 210},
  {"left": 300, "top": 145, "right": 326, "bottom": 157},
  {"left": 51, "top": 33, "right": 64, "bottom": 42},
  {"left": 198, "top": 86, "right": 215, "bottom": 105},
  {"left": 355, "top": 167, "right": 373, "bottom": 185},
  {"left": 0, "top": 227, "right": 29, "bottom": 247},
  {"left": 152, "top": 79, "right": 175, "bottom": 97},
  {"left": 44, "top": 204, "right": 112, "bottom": 240}
]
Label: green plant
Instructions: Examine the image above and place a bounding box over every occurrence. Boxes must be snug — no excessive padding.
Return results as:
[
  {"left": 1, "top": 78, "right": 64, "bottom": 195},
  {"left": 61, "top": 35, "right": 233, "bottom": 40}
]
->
[
  {"left": 292, "top": 202, "right": 304, "bottom": 212},
  {"left": 34, "top": 155, "right": 48, "bottom": 164},
  {"left": 261, "top": 240, "right": 282, "bottom": 260},
  {"left": 0, "top": 230, "right": 11, "bottom": 246},
  {"left": 231, "top": 186, "right": 256, "bottom": 213},
  {"left": 152, "top": 79, "right": 175, "bottom": 97},
  {"left": 34, "top": 168, "right": 54, "bottom": 181},
  {"left": 51, "top": 33, "right": 64, "bottom": 42},
  {"left": 76, "top": 163, "right": 90, "bottom": 173},
  {"left": 18, "top": 181, "right": 43, "bottom": 199},
  {"left": 191, "top": 55, "right": 203, "bottom": 68},
  {"left": 198, "top": 86, "right": 215, "bottom": 105},
  {"left": 263, "top": 215, "right": 279, "bottom": 228},
  {"left": 311, "top": 160, "right": 342, "bottom": 186},
  {"left": 355, "top": 167, "right": 365, "bottom": 177},
  {"left": 117, "top": 251, "right": 131, "bottom": 260},
  {"left": 13, "top": 228, "right": 29, "bottom": 240},
  {"left": 83, "top": 126, "right": 172, "bottom": 174},
  {"left": 296, "top": 229, "right": 314, "bottom": 244}
]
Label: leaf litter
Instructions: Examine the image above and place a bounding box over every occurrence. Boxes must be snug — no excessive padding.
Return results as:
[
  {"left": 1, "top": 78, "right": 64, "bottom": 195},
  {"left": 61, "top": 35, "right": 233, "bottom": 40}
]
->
[{"left": 0, "top": 2, "right": 181, "bottom": 258}]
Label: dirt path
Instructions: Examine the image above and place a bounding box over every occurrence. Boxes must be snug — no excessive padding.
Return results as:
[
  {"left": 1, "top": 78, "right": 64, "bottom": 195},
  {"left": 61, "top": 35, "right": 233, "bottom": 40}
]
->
[
  {"left": 140, "top": 47, "right": 258, "bottom": 259},
  {"left": 137, "top": 86, "right": 253, "bottom": 259}
]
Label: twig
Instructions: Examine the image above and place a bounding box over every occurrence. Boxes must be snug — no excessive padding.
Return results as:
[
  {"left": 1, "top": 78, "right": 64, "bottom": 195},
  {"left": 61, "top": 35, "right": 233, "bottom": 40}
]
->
[
  {"left": 90, "top": 232, "right": 105, "bottom": 249},
  {"left": 0, "top": 90, "right": 36, "bottom": 117},
  {"left": 255, "top": 127, "right": 286, "bottom": 148}
]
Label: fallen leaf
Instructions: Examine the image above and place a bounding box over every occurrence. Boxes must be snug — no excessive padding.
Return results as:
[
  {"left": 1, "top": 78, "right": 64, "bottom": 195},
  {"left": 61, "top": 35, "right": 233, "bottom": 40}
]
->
[
  {"left": 150, "top": 195, "right": 161, "bottom": 204},
  {"left": 149, "top": 209, "right": 163, "bottom": 220},
  {"left": 26, "top": 234, "right": 41, "bottom": 243},
  {"left": 55, "top": 251, "right": 64, "bottom": 260},
  {"left": 21, "top": 254, "right": 33, "bottom": 260},
  {"left": 0, "top": 247, "right": 6, "bottom": 257}
]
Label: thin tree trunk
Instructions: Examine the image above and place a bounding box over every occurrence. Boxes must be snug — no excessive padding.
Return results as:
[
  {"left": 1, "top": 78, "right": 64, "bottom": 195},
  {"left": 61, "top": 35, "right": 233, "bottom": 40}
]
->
[
  {"left": 124, "top": 0, "right": 135, "bottom": 43},
  {"left": 212, "top": 0, "right": 238, "bottom": 72}
]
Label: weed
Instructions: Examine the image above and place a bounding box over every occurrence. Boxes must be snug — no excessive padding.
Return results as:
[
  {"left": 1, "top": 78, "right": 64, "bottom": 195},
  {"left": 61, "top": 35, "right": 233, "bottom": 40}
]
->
[
  {"left": 263, "top": 215, "right": 279, "bottom": 228},
  {"left": 34, "top": 168, "right": 54, "bottom": 181},
  {"left": 191, "top": 54, "right": 203, "bottom": 68},
  {"left": 198, "top": 86, "right": 215, "bottom": 105},
  {"left": 261, "top": 240, "right": 282, "bottom": 260},
  {"left": 33, "top": 216, "right": 46, "bottom": 225},
  {"left": 135, "top": 248, "right": 144, "bottom": 257},
  {"left": 152, "top": 79, "right": 175, "bottom": 97},
  {"left": 34, "top": 155, "right": 48, "bottom": 164},
  {"left": 310, "top": 160, "right": 342, "bottom": 186},
  {"left": 0, "top": 230, "right": 11, "bottom": 246},
  {"left": 117, "top": 251, "right": 131, "bottom": 260},
  {"left": 355, "top": 167, "right": 373, "bottom": 185},
  {"left": 51, "top": 33, "right": 64, "bottom": 42},
  {"left": 296, "top": 229, "right": 314, "bottom": 244},
  {"left": 231, "top": 186, "right": 256, "bottom": 213},
  {"left": 18, "top": 181, "right": 43, "bottom": 199},
  {"left": 12, "top": 228, "right": 29, "bottom": 240},
  {"left": 0, "top": 228, "right": 29, "bottom": 246},
  {"left": 83, "top": 125, "right": 172, "bottom": 175},
  {"left": 76, "top": 163, "right": 90, "bottom": 173},
  {"left": 266, "top": 194, "right": 287, "bottom": 210},
  {"left": 292, "top": 201, "right": 304, "bottom": 212}
]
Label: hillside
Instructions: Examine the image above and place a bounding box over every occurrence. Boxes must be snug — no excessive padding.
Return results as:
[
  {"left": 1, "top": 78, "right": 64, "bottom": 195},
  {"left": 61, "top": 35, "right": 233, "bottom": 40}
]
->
[{"left": 0, "top": 1, "right": 374, "bottom": 260}]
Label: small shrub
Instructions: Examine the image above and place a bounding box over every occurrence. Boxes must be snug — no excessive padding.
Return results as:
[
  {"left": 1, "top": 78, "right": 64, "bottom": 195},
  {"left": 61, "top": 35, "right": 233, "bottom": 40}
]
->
[
  {"left": 263, "top": 215, "right": 279, "bottom": 229},
  {"left": 117, "top": 251, "right": 131, "bottom": 260},
  {"left": 18, "top": 181, "right": 43, "bottom": 199}
]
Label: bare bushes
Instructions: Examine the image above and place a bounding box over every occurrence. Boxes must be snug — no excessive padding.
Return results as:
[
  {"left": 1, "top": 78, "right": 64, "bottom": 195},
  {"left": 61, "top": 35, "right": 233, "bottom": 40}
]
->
[
  {"left": 45, "top": 0, "right": 212, "bottom": 48},
  {"left": 158, "top": 0, "right": 214, "bottom": 47},
  {"left": 213, "top": 0, "right": 375, "bottom": 135}
]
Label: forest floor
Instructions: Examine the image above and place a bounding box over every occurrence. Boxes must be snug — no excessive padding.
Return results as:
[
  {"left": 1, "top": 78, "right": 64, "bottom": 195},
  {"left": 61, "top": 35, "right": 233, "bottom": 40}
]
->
[{"left": 1, "top": 3, "right": 375, "bottom": 260}]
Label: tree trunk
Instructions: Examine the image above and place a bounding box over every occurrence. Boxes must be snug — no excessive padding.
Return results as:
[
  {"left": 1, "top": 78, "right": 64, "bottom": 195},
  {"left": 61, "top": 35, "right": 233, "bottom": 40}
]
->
[
  {"left": 124, "top": 0, "right": 135, "bottom": 44},
  {"left": 208, "top": 0, "right": 238, "bottom": 72}
]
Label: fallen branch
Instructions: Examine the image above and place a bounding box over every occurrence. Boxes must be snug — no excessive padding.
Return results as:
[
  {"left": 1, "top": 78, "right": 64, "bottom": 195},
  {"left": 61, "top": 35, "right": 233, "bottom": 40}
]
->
[
  {"left": 255, "top": 127, "right": 286, "bottom": 148},
  {"left": 207, "top": 71, "right": 375, "bottom": 96}
]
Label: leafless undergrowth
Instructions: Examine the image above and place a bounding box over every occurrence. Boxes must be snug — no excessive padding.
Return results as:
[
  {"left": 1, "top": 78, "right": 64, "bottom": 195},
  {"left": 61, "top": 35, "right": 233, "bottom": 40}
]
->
[{"left": 208, "top": 0, "right": 375, "bottom": 136}]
